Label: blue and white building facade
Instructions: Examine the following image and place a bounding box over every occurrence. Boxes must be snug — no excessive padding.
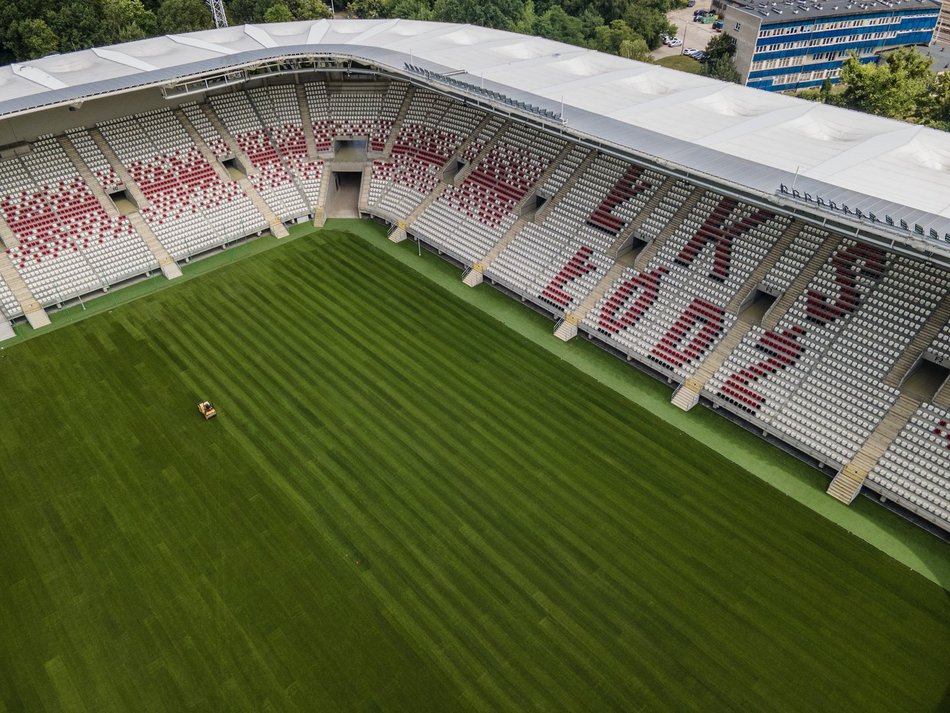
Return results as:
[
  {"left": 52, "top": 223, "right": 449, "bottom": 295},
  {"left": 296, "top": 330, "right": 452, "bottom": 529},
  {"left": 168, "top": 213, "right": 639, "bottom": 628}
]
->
[{"left": 713, "top": 0, "right": 940, "bottom": 91}]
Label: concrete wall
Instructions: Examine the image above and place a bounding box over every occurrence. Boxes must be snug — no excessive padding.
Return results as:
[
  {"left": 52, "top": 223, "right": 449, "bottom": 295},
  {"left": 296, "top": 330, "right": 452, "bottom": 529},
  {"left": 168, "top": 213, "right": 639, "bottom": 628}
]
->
[{"left": 722, "top": 8, "right": 762, "bottom": 83}]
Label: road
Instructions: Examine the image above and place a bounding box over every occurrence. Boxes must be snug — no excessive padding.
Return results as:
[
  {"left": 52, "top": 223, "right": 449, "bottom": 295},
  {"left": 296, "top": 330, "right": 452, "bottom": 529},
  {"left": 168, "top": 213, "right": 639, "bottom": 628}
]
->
[{"left": 651, "top": 5, "right": 721, "bottom": 60}]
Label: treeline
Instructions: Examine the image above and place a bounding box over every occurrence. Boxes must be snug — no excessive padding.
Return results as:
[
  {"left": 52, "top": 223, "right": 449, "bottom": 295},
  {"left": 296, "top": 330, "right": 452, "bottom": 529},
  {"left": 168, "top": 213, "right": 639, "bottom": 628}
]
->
[
  {"left": 0, "top": 0, "right": 330, "bottom": 63},
  {"left": 345, "top": 0, "right": 680, "bottom": 61},
  {"left": 0, "top": 0, "right": 680, "bottom": 64},
  {"left": 799, "top": 49, "right": 950, "bottom": 132}
]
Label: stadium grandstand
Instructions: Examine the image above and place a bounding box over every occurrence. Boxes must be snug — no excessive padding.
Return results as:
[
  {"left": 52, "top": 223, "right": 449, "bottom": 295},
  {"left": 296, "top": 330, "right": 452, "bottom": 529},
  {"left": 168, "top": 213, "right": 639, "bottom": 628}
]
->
[
  {"left": 3, "top": 20, "right": 950, "bottom": 711},
  {"left": 0, "top": 19, "right": 948, "bottom": 536}
]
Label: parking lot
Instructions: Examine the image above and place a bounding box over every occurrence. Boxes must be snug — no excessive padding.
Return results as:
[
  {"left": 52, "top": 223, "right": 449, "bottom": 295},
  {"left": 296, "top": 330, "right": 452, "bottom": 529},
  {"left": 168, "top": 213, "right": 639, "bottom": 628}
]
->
[{"left": 651, "top": 5, "right": 722, "bottom": 61}]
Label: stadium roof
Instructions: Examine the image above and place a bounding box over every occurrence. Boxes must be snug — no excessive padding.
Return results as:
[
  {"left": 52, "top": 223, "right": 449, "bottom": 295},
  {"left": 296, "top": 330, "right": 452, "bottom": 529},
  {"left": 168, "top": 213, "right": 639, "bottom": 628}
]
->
[{"left": 1, "top": 19, "right": 949, "bottom": 257}]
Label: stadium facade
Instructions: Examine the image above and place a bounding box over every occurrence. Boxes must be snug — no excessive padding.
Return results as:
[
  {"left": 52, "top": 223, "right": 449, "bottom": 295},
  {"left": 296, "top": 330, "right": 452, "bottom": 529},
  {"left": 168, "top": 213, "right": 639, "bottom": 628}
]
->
[
  {"left": 712, "top": 0, "right": 940, "bottom": 91},
  {"left": 0, "top": 20, "right": 948, "bottom": 534}
]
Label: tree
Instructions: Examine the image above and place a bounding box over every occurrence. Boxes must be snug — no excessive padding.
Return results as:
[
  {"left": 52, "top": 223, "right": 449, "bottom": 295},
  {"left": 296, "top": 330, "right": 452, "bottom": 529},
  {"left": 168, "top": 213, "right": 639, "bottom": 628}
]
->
[
  {"left": 510, "top": 0, "right": 537, "bottom": 35},
  {"left": 100, "top": 0, "right": 156, "bottom": 43},
  {"left": 12, "top": 18, "right": 59, "bottom": 59},
  {"left": 702, "top": 32, "right": 739, "bottom": 83},
  {"left": 623, "top": 5, "right": 672, "bottom": 49},
  {"left": 618, "top": 36, "right": 650, "bottom": 61},
  {"left": 593, "top": 19, "right": 641, "bottom": 55},
  {"left": 347, "top": 0, "right": 385, "bottom": 16},
  {"left": 703, "top": 32, "right": 736, "bottom": 64},
  {"left": 840, "top": 49, "right": 933, "bottom": 122},
  {"left": 432, "top": 0, "right": 525, "bottom": 30},
  {"left": 533, "top": 5, "right": 585, "bottom": 46},
  {"left": 385, "top": 0, "right": 434, "bottom": 20},
  {"left": 264, "top": 1, "right": 296, "bottom": 21},
  {"left": 290, "top": 0, "right": 333, "bottom": 19},
  {"left": 932, "top": 72, "right": 950, "bottom": 130},
  {"left": 706, "top": 54, "right": 740, "bottom": 83},
  {"left": 156, "top": 0, "right": 213, "bottom": 33}
]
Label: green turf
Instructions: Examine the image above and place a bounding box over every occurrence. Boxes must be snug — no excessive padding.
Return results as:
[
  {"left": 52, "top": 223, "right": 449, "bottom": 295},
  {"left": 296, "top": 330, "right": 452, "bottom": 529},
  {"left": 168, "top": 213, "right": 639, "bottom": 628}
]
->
[
  {"left": 655, "top": 55, "right": 704, "bottom": 73},
  {"left": 1, "top": 228, "right": 948, "bottom": 712}
]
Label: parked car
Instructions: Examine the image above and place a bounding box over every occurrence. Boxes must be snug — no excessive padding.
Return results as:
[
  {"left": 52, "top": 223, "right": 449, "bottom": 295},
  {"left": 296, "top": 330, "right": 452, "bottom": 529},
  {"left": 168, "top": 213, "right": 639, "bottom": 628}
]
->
[
  {"left": 661, "top": 34, "right": 671, "bottom": 44},
  {"left": 684, "top": 47, "right": 702, "bottom": 57},
  {"left": 667, "top": 38, "right": 683, "bottom": 47},
  {"left": 712, "top": 20, "right": 724, "bottom": 30}
]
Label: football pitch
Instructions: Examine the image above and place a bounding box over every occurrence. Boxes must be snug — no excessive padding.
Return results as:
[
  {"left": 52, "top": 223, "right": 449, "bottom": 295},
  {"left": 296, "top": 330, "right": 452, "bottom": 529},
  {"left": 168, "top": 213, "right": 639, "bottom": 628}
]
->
[{"left": 1, "top": 225, "right": 948, "bottom": 712}]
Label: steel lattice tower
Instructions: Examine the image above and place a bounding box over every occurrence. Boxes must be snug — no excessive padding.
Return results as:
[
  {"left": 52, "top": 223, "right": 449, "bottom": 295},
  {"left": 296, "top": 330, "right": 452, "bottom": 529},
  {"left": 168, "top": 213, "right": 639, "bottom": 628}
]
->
[{"left": 207, "top": 0, "right": 228, "bottom": 28}]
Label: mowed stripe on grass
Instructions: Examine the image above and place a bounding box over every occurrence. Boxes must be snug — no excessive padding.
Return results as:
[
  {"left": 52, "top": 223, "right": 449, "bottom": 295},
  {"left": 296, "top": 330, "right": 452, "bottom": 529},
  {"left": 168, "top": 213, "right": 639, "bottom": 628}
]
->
[{"left": 0, "top": 229, "right": 947, "bottom": 712}]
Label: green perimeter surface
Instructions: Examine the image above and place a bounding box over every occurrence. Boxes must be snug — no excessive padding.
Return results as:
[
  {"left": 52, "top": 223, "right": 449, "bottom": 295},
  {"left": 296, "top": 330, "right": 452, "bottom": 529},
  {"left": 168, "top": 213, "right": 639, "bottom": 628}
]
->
[{"left": 1, "top": 227, "right": 948, "bottom": 711}]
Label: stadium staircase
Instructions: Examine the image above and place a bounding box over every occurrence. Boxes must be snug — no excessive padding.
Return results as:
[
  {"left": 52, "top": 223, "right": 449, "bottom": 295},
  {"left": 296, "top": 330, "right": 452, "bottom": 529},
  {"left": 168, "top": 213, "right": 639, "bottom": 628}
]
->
[
  {"left": 673, "top": 319, "right": 754, "bottom": 410},
  {"left": 533, "top": 149, "right": 597, "bottom": 224},
  {"left": 0, "top": 213, "right": 18, "bottom": 249},
  {"left": 933, "top": 376, "right": 950, "bottom": 408},
  {"left": 885, "top": 292, "right": 950, "bottom": 387},
  {"left": 84, "top": 130, "right": 183, "bottom": 278},
  {"left": 312, "top": 166, "right": 330, "bottom": 227},
  {"left": 395, "top": 121, "right": 514, "bottom": 245},
  {"left": 0, "top": 252, "right": 50, "bottom": 329},
  {"left": 294, "top": 84, "right": 319, "bottom": 159},
  {"left": 193, "top": 104, "right": 287, "bottom": 238},
  {"left": 555, "top": 257, "right": 632, "bottom": 341},
  {"left": 382, "top": 87, "right": 415, "bottom": 157},
  {"left": 238, "top": 177, "right": 289, "bottom": 239},
  {"left": 761, "top": 236, "right": 837, "bottom": 331},
  {"left": 199, "top": 105, "right": 258, "bottom": 175},
  {"left": 58, "top": 136, "right": 122, "bottom": 219},
  {"left": 827, "top": 392, "right": 921, "bottom": 504},
  {"left": 623, "top": 176, "right": 676, "bottom": 239},
  {"left": 126, "top": 213, "right": 182, "bottom": 278},
  {"left": 173, "top": 108, "right": 234, "bottom": 182},
  {"left": 602, "top": 169, "right": 670, "bottom": 260},
  {"left": 449, "top": 113, "right": 502, "bottom": 168},
  {"left": 473, "top": 143, "right": 578, "bottom": 273},
  {"left": 358, "top": 165, "right": 373, "bottom": 214},
  {"left": 727, "top": 219, "right": 802, "bottom": 314},
  {"left": 245, "top": 93, "right": 313, "bottom": 211},
  {"left": 634, "top": 186, "right": 704, "bottom": 270},
  {"left": 89, "top": 129, "right": 151, "bottom": 208}
]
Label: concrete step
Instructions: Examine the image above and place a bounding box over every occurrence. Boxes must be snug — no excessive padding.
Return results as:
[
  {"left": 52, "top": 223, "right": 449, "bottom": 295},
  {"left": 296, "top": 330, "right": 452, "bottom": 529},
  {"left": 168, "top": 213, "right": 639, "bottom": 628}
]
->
[
  {"left": 0, "top": 319, "right": 15, "bottom": 340},
  {"left": 0, "top": 251, "right": 50, "bottom": 329},
  {"left": 295, "top": 84, "right": 319, "bottom": 159},
  {"left": 463, "top": 268, "right": 484, "bottom": 287},
  {"left": 200, "top": 104, "right": 257, "bottom": 176},
  {"left": 933, "top": 375, "right": 950, "bottom": 408},
  {"left": 762, "top": 237, "right": 837, "bottom": 331},
  {"left": 382, "top": 86, "right": 414, "bottom": 157},
  {"left": 173, "top": 108, "right": 233, "bottom": 182},
  {"left": 624, "top": 176, "right": 676, "bottom": 239},
  {"left": 571, "top": 260, "right": 629, "bottom": 326},
  {"left": 127, "top": 212, "right": 181, "bottom": 279},
  {"left": 89, "top": 128, "right": 151, "bottom": 209},
  {"left": 534, "top": 148, "right": 597, "bottom": 223},
  {"left": 693, "top": 320, "right": 754, "bottom": 385},
  {"left": 885, "top": 291, "right": 950, "bottom": 387},
  {"left": 57, "top": 135, "right": 121, "bottom": 218},
  {"left": 671, "top": 380, "right": 701, "bottom": 411},
  {"left": 238, "top": 177, "right": 288, "bottom": 238},
  {"left": 358, "top": 165, "right": 373, "bottom": 214},
  {"left": 634, "top": 186, "right": 704, "bottom": 271},
  {"left": 826, "top": 465, "right": 867, "bottom": 505},
  {"left": 829, "top": 392, "right": 923, "bottom": 503},
  {"left": 480, "top": 216, "right": 527, "bottom": 268},
  {"left": 0, "top": 213, "right": 18, "bottom": 250},
  {"left": 554, "top": 319, "right": 578, "bottom": 341},
  {"left": 727, "top": 218, "right": 802, "bottom": 314}
]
